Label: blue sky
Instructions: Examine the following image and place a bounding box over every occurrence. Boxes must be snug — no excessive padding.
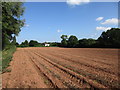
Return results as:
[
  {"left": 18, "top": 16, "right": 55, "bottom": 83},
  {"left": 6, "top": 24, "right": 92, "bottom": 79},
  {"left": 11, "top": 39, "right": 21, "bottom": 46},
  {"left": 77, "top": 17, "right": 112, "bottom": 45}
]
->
[{"left": 17, "top": 2, "right": 118, "bottom": 44}]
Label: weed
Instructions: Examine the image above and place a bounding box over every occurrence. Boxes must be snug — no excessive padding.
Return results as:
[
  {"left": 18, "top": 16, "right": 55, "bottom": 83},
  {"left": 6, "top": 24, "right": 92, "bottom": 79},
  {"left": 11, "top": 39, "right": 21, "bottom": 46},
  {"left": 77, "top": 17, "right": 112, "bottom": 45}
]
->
[{"left": 44, "top": 80, "right": 49, "bottom": 84}]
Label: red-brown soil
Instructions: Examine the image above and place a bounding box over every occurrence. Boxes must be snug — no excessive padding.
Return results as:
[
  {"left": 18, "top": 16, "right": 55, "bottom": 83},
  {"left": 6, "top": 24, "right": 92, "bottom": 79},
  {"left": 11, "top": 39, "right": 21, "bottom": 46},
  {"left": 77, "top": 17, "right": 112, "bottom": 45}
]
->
[{"left": 2, "top": 47, "right": 120, "bottom": 88}]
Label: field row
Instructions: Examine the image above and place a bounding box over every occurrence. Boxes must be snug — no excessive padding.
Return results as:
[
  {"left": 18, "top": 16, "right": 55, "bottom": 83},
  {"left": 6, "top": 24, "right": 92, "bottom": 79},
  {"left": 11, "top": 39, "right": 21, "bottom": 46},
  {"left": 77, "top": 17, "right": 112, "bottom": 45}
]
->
[{"left": 2, "top": 47, "right": 119, "bottom": 88}]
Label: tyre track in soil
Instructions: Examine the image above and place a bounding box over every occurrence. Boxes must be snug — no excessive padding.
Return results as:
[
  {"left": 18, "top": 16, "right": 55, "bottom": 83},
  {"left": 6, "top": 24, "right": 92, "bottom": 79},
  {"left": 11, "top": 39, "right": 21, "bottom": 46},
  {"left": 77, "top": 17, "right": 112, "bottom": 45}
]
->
[
  {"left": 26, "top": 49, "right": 90, "bottom": 88},
  {"left": 26, "top": 49, "right": 106, "bottom": 89},
  {"left": 32, "top": 49, "right": 118, "bottom": 88}
]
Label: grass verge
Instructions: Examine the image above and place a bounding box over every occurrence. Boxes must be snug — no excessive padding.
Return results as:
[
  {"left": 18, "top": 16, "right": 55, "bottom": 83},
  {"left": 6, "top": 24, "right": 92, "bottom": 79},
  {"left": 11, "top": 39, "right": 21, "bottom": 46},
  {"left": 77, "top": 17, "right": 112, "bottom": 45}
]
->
[{"left": 2, "top": 45, "right": 16, "bottom": 73}]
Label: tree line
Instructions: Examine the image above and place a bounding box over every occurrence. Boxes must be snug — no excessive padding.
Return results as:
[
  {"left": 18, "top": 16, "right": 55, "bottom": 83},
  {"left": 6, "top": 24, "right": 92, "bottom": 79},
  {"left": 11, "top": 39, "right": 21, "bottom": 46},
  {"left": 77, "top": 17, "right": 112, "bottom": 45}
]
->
[
  {"left": 17, "top": 40, "right": 44, "bottom": 47},
  {"left": 60, "top": 28, "right": 120, "bottom": 48},
  {"left": 16, "top": 40, "right": 60, "bottom": 47},
  {"left": 16, "top": 40, "right": 39, "bottom": 47},
  {"left": 18, "top": 28, "right": 120, "bottom": 48}
]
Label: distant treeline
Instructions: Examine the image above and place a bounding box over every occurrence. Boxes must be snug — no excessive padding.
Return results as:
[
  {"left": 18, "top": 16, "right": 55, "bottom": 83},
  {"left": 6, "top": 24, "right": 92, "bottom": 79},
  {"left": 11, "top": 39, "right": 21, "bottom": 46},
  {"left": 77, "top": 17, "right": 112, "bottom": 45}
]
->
[
  {"left": 17, "top": 28, "right": 120, "bottom": 48},
  {"left": 60, "top": 28, "right": 120, "bottom": 48},
  {"left": 16, "top": 40, "right": 60, "bottom": 47}
]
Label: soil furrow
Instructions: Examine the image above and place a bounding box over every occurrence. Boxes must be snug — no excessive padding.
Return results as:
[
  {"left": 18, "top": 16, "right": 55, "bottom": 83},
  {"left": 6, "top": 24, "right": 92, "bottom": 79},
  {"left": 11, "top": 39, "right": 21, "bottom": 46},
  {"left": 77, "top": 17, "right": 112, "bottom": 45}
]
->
[
  {"left": 42, "top": 50, "right": 117, "bottom": 75},
  {"left": 26, "top": 50, "right": 68, "bottom": 88},
  {"left": 27, "top": 50, "right": 85, "bottom": 88},
  {"left": 42, "top": 49, "right": 114, "bottom": 66},
  {"left": 33, "top": 50, "right": 118, "bottom": 88},
  {"left": 3, "top": 47, "right": 119, "bottom": 88},
  {"left": 31, "top": 50, "right": 107, "bottom": 89}
]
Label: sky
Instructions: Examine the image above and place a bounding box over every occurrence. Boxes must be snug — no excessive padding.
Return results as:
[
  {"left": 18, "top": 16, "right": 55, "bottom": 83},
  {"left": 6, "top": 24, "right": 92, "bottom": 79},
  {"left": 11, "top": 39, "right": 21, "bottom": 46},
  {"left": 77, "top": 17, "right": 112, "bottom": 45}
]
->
[{"left": 16, "top": 1, "right": 118, "bottom": 44}]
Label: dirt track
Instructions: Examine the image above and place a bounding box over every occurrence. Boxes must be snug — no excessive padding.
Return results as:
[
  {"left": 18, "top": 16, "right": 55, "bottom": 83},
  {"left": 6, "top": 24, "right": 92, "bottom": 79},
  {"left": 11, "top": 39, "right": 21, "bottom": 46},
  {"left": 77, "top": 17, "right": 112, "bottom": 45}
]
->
[{"left": 2, "top": 47, "right": 120, "bottom": 88}]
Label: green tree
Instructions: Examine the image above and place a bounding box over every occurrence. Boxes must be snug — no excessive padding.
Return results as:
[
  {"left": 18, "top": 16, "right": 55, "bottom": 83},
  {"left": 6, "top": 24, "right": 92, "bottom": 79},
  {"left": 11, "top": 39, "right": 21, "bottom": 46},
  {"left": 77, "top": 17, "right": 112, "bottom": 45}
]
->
[
  {"left": 15, "top": 42, "right": 19, "bottom": 46},
  {"left": 29, "top": 40, "right": 39, "bottom": 47},
  {"left": 24, "top": 40, "right": 29, "bottom": 46},
  {"left": 20, "top": 40, "right": 29, "bottom": 47},
  {"left": 68, "top": 35, "right": 78, "bottom": 48},
  {"left": 12, "top": 36, "right": 16, "bottom": 44},
  {"left": 61, "top": 40, "right": 68, "bottom": 47},
  {"left": 61, "top": 35, "right": 68, "bottom": 40},
  {"left": 61, "top": 35, "right": 68, "bottom": 47},
  {"left": 2, "top": 2, "right": 25, "bottom": 49},
  {"left": 98, "top": 28, "right": 120, "bottom": 47},
  {"left": 79, "top": 38, "right": 96, "bottom": 47},
  {"left": 79, "top": 39, "right": 88, "bottom": 47}
]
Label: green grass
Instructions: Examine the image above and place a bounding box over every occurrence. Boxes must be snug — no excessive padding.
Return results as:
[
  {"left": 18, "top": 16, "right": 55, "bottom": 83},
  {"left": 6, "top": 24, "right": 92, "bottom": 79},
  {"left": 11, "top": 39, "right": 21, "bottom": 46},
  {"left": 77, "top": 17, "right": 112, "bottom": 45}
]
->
[
  {"left": 2, "top": 45, "right": 16, "bottom": 73},
  {"left": 0, "top": 51, "right": 2, "bottom": 73}
]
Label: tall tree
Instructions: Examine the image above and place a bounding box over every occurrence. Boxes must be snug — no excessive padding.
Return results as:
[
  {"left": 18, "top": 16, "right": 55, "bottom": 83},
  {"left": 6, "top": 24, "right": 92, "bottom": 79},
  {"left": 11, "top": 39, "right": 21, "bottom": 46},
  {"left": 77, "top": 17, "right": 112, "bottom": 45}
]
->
[
  {"left": 68, "top": 35, "right": 78, "bottom": 48},
  {"left": 0, "top": 2, "right": 1, "bottom": 26},
  {"left": 61, "top": 35, "right": 68, "bottom": 47},
  {"left": 61, "top": 35, "right": 68, "bottom": 40},
  {"left": 12, "top": 36, "right": 16, "bottom": 44},
  {"left": 24, "top": 40, "right": 29, "bottom": 46},
  {"left": 29, "top": 40, "right": 39, "bottom": 47},
  {"left": 2, "top": 2, "right": 25, "bottom": 49},
  {"left": 98, "top": 28, "right": 120, "bottom": 47}
]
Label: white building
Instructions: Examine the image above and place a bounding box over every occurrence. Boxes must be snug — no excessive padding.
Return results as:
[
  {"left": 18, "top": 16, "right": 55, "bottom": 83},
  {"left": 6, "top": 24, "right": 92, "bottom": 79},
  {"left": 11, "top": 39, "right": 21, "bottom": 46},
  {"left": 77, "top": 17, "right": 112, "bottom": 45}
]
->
[{"left": 44, "top": 43, "right": 50, "bottom": 47}]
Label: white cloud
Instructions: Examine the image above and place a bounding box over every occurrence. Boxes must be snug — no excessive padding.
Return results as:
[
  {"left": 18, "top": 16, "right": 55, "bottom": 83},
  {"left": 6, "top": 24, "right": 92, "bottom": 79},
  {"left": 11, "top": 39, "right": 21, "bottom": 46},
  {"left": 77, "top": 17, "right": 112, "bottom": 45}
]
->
[
  {"left": 66, "top": 0, "right": 90, "bottom": 6},
  {"left": 57, "top": 29, "right": 62, "bottom": 33},
  {"left": 101, "top": 18, "right": 118, "bottom": 25},
  {"left": 96, "top": 17, "right": 104, "bottom": 21},
  {"left": 96, "top": 26, "right": 111, "bottom": 31}
]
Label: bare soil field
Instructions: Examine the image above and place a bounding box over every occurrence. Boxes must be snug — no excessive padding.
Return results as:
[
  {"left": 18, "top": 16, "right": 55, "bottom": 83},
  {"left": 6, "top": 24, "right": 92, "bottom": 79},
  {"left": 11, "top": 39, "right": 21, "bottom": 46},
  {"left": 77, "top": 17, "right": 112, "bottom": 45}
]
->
[{"left": 2, "top": 47, "right": 120, "bottom": 88}]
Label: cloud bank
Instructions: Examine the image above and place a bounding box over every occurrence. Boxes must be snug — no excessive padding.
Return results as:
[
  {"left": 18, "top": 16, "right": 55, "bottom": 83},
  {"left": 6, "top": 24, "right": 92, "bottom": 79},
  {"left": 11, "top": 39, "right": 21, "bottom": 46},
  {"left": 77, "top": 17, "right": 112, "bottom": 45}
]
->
[
  {"left": 66, "top": 0, "right": 90, "bottom": 6},
  {"left": 101, "top": 18, "right": 118, "bottom": 25},
  {"left": 96, "top": 26, "right": 111, "bottom": 31}
]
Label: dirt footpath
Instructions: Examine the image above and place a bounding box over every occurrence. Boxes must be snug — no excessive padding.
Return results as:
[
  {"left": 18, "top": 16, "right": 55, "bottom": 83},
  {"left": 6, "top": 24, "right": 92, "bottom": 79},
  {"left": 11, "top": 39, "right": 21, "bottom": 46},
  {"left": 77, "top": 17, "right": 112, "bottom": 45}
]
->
[{"left": 2, "top": 47, "right": 119, "bottom": 88}]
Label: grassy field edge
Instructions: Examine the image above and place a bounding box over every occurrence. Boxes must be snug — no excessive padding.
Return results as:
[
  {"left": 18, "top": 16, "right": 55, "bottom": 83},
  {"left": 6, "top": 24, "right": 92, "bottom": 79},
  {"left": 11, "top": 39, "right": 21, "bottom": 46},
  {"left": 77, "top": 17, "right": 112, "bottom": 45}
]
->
[{"left": 2, "top": 45, "right": 16, "bottom": 73}]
